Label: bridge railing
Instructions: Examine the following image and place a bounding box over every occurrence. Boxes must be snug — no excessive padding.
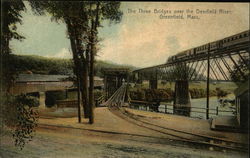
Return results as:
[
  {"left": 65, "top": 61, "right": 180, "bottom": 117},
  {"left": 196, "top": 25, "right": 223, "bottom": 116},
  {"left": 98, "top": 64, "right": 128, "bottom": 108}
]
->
[
  {"left": 95, "top": 95, "right": 106, "bottom": 107},
  {"left": 129, "top": 100, "right": 235, "bottom": 119}
]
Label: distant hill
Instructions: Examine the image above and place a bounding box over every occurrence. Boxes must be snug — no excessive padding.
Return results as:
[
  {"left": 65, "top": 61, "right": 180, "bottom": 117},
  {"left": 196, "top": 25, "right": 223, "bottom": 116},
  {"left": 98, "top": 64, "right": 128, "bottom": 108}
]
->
[{"left": 5, "top": 54, "right": 137, "bottom": 77}]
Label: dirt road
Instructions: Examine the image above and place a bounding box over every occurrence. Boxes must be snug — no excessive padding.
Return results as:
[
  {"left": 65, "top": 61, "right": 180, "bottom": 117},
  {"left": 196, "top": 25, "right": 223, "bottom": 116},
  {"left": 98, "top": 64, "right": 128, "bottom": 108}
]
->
[{"left": 0, "top": 107, "right": 248, "bottom": 158}]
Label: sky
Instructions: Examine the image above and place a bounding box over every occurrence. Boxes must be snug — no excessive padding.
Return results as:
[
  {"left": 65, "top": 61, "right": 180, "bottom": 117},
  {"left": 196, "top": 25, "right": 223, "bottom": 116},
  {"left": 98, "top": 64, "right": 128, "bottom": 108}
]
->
[{"left": 11, "top": 2, "right": 249, "bottom": 68}]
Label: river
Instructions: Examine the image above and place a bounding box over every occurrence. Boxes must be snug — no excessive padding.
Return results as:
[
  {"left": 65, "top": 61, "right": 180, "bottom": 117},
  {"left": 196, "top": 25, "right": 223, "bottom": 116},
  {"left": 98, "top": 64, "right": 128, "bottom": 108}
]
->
[{"left": 135, "top": 96, "right": 235, "bottom": 119}]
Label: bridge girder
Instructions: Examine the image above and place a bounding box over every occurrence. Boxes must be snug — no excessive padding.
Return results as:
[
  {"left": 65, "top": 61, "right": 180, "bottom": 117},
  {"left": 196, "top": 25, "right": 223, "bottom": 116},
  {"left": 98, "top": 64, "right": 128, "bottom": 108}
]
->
[{"left": 133, "top": 45, "right": 249, "bottom": 82}]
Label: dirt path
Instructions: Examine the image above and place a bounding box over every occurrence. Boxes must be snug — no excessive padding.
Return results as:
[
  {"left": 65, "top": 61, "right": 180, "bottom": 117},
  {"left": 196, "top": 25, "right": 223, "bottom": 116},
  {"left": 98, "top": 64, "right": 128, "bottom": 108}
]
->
[
  {"left": 124, "top": 108, "right": 248, "bottom": 143},
  {"left": 0, "top": 107, "right": 248, "bottom": 158}
]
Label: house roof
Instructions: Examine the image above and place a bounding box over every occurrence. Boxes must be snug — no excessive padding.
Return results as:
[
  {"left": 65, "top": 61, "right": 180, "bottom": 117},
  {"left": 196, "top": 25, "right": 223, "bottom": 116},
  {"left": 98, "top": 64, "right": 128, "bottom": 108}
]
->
[
  {"left": 16, "top": 74, "right": 70, "bottom": 82},
  {"left": 16, "top": 74, "right": 103, "bottom": 82}
]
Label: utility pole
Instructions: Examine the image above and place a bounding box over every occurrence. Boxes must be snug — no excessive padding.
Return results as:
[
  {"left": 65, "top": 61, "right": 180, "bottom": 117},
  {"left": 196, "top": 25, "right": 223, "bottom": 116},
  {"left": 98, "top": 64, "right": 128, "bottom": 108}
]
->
[{"left": 206, "top": 44, "right": 210, "bottom": 120}]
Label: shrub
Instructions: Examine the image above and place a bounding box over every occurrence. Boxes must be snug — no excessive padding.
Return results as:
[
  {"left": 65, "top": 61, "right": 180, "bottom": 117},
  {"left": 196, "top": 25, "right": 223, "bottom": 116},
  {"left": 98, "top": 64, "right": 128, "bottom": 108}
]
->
[
  {"left": 2, "top": 94, "right": 39, "bottom": 150},
  {"left": 215, "top": 87, "right": 229, "bottom": 98},
  {"left": 129, "top": 88, "right": 174, "bottom": 102}
]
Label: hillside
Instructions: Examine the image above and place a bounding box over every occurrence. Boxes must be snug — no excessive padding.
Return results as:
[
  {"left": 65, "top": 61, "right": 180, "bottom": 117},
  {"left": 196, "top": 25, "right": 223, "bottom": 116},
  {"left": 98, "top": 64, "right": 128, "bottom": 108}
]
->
[{"left": 4, "top": 54, "right": 137, "bottom": 77}]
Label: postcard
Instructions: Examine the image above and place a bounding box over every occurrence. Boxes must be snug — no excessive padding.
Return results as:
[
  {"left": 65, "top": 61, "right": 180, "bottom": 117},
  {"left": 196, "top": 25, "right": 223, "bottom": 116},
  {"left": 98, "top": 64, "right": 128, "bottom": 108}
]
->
[{"left": 0, "top": 1, "right": 249, "bottom": 158}]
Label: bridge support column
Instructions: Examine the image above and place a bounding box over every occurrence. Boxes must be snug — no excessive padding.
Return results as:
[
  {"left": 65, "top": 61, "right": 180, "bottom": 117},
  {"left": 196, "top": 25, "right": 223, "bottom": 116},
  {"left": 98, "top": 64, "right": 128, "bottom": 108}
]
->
[
  {"left": 136, "top": 73, "right": 142, "bottom": 84},
  {"left": 173, "top": 80, "right": 191, "bottom": 116},
  {"left": 115, "top": 77, "right": 119, "bottom": 89},
  {"left": 65, "top": 89, "right": 68, "bottom": 99},
  {"left": 149, "top": 70, "right": 158, "bottom": 89},
  {"left": 39, "top": 92, "right": 46, "bottom": 108},
  {"left": 149, "top": 79, "right": 157, "bottom": 89}
]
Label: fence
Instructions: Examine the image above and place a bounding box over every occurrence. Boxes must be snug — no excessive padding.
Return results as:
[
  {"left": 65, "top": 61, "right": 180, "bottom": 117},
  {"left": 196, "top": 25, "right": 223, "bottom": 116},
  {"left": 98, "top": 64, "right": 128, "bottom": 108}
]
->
[
  {"left": 55, "top": 95, "right": 106, "bottom": 109},
  {"left": 129, "top": 100, "right": 235, "bottom": 119}
]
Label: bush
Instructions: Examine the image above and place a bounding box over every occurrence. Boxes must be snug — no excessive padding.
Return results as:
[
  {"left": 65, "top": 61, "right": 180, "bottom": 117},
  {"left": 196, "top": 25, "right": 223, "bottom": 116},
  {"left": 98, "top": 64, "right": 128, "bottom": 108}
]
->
[
  {"left": 1, "top": 94, "right": 39, "bottom": 150},
  {"left": 189, "top": 88, "right": 206, "bottom": 99},
  {"left": 189, "top": 88, "right": 228, "bottom": 99},
  {"left": 129, "top": 88, "right": 174, "bottom": 102},
  {"left": 215, "top": 87, "right": 229, "bottom": 98}
]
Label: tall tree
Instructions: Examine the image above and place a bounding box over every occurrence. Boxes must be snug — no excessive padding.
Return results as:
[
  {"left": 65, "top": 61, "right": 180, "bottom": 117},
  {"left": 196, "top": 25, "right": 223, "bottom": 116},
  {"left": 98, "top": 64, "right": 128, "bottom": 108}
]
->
[
  {"left": 29, "top": 1, "right": 123, "bottom": 124},
  {"left": 87, "top": 1, "right": 122, "bottom": 124},
  {"left": 29, "top": 1, "right": 91, "bottom": 122},
  {"left": 1, "top": 0, "right": 26, "bottom": 92},
  {"left": 1, "top": 0, "right": 39, "bottom": 150}
]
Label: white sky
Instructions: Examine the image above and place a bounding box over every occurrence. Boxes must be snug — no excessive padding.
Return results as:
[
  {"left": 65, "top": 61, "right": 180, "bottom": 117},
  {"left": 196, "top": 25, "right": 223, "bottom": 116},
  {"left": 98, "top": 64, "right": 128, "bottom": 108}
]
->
[{"left": 11, "top": 2, "right": 249, "bottom": 68}]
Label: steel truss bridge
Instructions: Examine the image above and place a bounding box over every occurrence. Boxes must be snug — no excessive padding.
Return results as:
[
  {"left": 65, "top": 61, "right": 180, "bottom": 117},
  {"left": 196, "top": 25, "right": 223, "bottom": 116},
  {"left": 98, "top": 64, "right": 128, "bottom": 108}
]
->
[{"left": 133, "top": 30, "right": 249, "bottom": 82}]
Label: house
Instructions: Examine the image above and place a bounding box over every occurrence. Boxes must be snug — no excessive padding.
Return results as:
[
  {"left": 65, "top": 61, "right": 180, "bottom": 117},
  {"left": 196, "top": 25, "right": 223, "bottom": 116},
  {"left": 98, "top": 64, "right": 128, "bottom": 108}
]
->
[
  {"left": 10, "top": 74, "right": 104, "bottom": 107},
  {"left": 234, "top": 81, "right": 249, "bottom": 129}
]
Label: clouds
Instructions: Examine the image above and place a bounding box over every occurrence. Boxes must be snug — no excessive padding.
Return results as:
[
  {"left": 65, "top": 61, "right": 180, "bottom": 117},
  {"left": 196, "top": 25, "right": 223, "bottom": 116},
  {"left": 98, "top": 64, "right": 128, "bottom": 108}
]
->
[
  {"left": 98, "top": 2, "right": 249, "bottom": 68},
  {"left": 11, "top": 2, "right": 249, "bottom": 68},
  {"left": 11, "top": 2, "right": 70, "bottom": 57}
]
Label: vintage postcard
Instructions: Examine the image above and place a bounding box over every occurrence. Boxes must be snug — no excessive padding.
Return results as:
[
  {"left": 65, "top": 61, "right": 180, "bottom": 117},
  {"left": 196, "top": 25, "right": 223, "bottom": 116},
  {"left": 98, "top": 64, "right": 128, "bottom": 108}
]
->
[{"left": 0, "top": 1, "right": 249, "bottom": 158}]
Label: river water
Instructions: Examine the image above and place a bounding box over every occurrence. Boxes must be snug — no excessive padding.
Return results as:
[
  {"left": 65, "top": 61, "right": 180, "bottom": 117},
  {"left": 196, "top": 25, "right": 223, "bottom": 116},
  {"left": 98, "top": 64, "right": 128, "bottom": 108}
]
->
[{"left": 135, "top": 96, "right": 235, "bottom": 119}]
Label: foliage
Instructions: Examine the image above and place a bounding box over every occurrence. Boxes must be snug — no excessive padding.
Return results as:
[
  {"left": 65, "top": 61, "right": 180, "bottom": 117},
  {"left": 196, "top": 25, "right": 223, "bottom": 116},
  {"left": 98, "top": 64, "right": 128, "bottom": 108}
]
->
[
  {"left": 129, "top": 88, "right": 174, "bottom": 102},
  {"left": 215, "top": 87, "right": 229, "bottom": 98},
  {"left": 2, "top": 94, "right": 39, "bottom": 150},
  {"left": 174, "top": 63, "right": 189, "bottom": 80},
  {"left": 189, "top": 88, "right": 223, "bottom": 99},
  {"left": 189, "top": 88, "right": 206, "bottom": 99},
  {"left": 1, "top": 0, "right": 26, "bottom": 92},
  {"left": 3, "top": 54, "right": 73, "bottom": 75},
  {"left": 1, "top": 54, "right": 18, "bottom": 92},
  {"left": 230, "top": 55, "right": 249, "bottom": 85},
  {"left": 28, "top": 1, "right": 123, "bottom": 124},
  {"left": 130, "top": 87, "right": 222, "bottom": 100},
  {"left": 2, "top": 54, "right": 135, "bottom": 77},
  {"left": 1, "top": 0, "right": 26, "bottom": 54},
  {"left": 96, "top": 61, "right": 136, "bottom": 77}
]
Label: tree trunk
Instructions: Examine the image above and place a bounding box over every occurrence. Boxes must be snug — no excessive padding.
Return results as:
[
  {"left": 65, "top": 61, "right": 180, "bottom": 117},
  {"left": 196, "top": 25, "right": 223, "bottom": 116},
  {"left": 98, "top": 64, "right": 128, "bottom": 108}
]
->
[
  {"left": 77, "top": 73, "right": 82, "bottom": 123},
  {"left": 81, "top": 57, "right": 90, "bottom": 118},
  {"left": 88, "top": 21, "right": 95, "bottom": 124},
  {"left": 65, "top": 18, "right": 81, "bottom": 122}
]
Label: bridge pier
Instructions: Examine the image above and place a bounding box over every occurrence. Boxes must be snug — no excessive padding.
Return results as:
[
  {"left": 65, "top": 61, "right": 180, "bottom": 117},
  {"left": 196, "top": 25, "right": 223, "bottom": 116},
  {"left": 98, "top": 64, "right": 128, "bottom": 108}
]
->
[
  {"left": 149, "top": 79, "right": 157, "bottom": 89},
  {"left": 39, "top": 92, "right": 46, "bottom": 108},
  {"left": 173, "top": 80, "right": 191, "bottom": 116},
  {"left": 149, "top": 70, "right": 158, "bottom": 89}
]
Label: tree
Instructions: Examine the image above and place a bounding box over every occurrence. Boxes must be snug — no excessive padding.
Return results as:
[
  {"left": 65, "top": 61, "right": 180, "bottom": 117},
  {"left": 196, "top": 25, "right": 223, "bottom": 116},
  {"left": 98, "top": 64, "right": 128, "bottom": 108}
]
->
[
  {"left": 29, "top": 1, "right": 122, "bottom": 124},
  {"left": 230, "top": 55, "right": 249, "bottom": 85},
  {"left": 87, "top": 1, "right": 122, "bottom": 124},
  {"left": 1, "top": 0, "right": 26, "bottom": 92},
  {"left": 1, "top": 0, "right": 39, "bottom": 150}
]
